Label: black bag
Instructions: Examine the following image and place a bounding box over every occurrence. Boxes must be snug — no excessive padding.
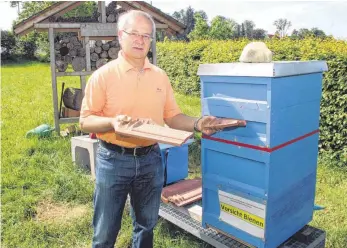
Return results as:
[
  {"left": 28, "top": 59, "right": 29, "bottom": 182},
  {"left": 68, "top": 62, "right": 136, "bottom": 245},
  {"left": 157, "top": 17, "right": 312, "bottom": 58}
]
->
[{"left": 63, "top": 87, "right": 83, "bottom": 111}]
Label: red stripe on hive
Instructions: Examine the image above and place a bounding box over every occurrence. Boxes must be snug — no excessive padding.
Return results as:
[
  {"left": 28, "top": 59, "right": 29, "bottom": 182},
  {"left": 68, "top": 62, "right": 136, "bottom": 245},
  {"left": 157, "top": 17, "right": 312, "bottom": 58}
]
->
[{"left": 202, "top": 130, "right": 319, "bottom": 152}]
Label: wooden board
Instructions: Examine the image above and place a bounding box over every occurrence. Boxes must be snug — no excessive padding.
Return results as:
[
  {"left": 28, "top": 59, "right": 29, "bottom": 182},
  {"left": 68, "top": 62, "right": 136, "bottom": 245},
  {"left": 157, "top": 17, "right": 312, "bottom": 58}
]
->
[
  {"left": 99, "top": 1, "right": 106, "bottom": 23},
  {"left": 206, "top": 118, "right": 247, "bottom": 129},
  {"left": 171, "top": 190, "right": 202, "bottom": 207},
  {"left": 114, "top": 124, "right": 193, "bottom": 146},
  {"left": 49, "top": 27, "right": 59, "bottom": 133},
  {"left": 85, "top": 36, "right": 91, "bottom": 71},
  {"left": 80, "top": 23, "right": 117, "bottom": 37},
  {"left": 161, "top": 179, "right": 202, "bottom": 203},
  {"left": 56, "top": 71, "right": 93, "bottom": 77}
]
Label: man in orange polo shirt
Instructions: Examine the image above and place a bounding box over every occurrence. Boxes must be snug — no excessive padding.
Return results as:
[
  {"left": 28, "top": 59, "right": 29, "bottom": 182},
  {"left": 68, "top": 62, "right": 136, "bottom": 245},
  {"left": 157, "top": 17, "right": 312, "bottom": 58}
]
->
[{"left": 80, "top": 10, "right": 227, "bottom": 248}]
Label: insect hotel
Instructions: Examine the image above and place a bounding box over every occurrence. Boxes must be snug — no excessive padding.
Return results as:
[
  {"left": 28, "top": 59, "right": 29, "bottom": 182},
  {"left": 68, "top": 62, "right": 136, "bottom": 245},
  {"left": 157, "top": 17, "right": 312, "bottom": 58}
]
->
[{"left": 13, "top": 1, "right": 186, "bottom": 133}]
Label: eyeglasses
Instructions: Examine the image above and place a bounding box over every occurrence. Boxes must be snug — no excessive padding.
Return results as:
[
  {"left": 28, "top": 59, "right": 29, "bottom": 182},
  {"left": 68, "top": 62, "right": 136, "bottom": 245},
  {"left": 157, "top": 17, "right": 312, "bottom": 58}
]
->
[{"left": 122, "top": 30, "right": 153, "bottom": 42}]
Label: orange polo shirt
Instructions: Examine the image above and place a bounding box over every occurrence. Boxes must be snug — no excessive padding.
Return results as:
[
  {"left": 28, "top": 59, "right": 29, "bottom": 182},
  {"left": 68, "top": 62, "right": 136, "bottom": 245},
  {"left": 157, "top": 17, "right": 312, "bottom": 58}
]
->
[{"left": 80, "top": 51, "right": 182, "bottom": 148}]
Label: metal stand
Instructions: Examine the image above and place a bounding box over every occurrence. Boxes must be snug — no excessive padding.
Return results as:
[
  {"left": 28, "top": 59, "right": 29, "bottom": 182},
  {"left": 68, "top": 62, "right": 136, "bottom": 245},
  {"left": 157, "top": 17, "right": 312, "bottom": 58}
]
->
[{"left": 158, "top": 202, "right": 326, "bottom": 248}]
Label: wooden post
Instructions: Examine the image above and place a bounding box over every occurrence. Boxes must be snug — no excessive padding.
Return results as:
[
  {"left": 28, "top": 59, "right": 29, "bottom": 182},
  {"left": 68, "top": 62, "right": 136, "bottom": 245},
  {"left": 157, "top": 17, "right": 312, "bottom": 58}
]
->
[
  {"left": 80, "top": 75, "right": 86, "bottom": 96},
  {"left": 152, "top": 30, "right": 157, "bottom": 65},
  {"left": 49, "top": 27, "right": 60, "bottom": 134},
  {"left": 99, "top": 1, "right": 106, "bottom": 23},
  {"left": 85, "top": 36, "right": 91, "bottom": 71}
]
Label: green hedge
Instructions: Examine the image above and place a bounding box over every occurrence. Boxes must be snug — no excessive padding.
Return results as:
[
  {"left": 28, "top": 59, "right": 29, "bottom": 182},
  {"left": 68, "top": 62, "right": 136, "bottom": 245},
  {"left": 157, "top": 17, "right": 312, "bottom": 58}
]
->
[{"left": 157, "top": 38, "right": 347, "bottom": 165}]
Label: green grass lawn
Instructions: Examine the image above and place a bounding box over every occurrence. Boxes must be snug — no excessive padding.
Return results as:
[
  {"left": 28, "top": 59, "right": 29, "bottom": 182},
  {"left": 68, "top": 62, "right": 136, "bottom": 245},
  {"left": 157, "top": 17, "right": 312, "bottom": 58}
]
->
[{"left": 1, "top": 61, "right": 346, "bottom": 248}]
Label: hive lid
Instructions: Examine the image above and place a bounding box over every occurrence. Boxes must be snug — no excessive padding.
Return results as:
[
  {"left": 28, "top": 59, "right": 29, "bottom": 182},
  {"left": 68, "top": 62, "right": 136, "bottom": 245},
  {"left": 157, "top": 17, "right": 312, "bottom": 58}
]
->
[{"left": 197, "top": 61, "right": 328, "bottom": 77}]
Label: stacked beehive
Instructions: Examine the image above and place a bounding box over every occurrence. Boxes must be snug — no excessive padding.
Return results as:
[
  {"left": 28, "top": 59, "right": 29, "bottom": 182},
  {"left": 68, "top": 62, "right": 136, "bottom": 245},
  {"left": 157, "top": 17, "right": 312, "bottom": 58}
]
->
[{"left": 197, "top": 61, "right": 328, "bottom": 248}]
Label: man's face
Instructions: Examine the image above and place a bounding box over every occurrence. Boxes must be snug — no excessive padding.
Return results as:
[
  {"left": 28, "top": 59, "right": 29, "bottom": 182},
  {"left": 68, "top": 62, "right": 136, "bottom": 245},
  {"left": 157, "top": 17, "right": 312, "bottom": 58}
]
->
[{"left": 118, "top": 16, "right": 153, "bottom": 60}]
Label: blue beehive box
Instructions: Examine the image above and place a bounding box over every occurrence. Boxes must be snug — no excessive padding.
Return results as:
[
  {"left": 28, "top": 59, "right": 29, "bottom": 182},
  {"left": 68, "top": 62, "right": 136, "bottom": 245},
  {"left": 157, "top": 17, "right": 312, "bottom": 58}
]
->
[
  {"left": 197, "top": 61, "right": 328, "bottom": 248},
  {"left": 159, "top": 139, "right": 194, "bottom": 185}
]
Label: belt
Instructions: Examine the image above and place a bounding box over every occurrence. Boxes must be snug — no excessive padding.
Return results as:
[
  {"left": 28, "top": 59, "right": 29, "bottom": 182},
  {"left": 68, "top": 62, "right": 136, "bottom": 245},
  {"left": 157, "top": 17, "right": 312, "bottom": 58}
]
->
[{"left": 99, "top": 139, "right": 156, "bottom": 156}]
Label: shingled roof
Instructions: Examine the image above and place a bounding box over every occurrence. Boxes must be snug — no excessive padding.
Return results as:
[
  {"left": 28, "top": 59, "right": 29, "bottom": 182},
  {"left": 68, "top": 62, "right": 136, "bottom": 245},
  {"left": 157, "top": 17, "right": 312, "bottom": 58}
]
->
[{"left": 14, "top": 1, "right": 186, "bottom": 36}]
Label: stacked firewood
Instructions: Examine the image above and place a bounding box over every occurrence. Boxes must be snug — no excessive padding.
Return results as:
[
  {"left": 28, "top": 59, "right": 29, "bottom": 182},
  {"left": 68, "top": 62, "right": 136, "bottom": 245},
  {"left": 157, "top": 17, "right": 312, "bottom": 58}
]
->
[
  {"left": 54, "top": 35, "right": 121, "bottom": 72},
  {"left": 98, "top": 1, "right": 119, "bottom": 23},
  {"left": 55, "top": 35, "right": 86, "bottom": 72},
  {"left": 90, "top": 39, "right": 121, "bottom": 70}
]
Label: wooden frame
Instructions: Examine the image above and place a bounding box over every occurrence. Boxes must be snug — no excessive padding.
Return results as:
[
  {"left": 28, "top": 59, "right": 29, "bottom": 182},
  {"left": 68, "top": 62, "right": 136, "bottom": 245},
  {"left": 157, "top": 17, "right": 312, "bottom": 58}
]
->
[
  {"left": 56, "top": 71, "right": 93, "bottom": 77},
  {"left": 80, "top": 23, "right": 118, "bottom": 37},
  {"left": 49, "top": 28, "right": 60, "bottom": 132},
  {"left": 98, "top": 1, "right": 106, "bottom": 23}
]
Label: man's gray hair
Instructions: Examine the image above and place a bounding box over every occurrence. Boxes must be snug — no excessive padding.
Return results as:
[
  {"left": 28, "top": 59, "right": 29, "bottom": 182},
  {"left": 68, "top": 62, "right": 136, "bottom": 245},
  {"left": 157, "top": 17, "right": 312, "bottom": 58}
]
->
[{"left": 117, "top": 10, "right": 156, "bottom": 36}]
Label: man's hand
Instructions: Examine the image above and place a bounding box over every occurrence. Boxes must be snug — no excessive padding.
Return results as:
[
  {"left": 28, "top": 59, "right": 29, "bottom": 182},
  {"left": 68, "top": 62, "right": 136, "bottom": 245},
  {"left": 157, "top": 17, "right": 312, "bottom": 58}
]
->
[
  {"left": 137, "top": 118, "right": 159, "bottom": 126},
  {"left": 111, "top": 115, "right": 133, "bottom": 130},
  {"left": 196, "top": 116, "right": 246, "bottom": 136},
  {"left": 196, "top": 116, "right": 222, "bottom": 135},
  {"left": 111, "top": 115, "right": 158, "bottom": 131}
]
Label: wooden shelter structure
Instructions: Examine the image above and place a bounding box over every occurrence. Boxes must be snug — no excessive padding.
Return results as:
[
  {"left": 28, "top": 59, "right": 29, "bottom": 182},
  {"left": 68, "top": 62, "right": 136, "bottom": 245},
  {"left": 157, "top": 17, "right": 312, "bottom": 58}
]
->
[{"left": 14, "top": 1, "right": 185, "bottom": 133}]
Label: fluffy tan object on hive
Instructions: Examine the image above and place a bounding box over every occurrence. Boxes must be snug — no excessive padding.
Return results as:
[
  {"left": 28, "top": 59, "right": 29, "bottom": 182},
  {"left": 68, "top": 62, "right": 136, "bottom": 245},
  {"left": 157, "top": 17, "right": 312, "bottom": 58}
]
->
[{"left": 239, "top": 42, "right": 273, "bottom": 63}]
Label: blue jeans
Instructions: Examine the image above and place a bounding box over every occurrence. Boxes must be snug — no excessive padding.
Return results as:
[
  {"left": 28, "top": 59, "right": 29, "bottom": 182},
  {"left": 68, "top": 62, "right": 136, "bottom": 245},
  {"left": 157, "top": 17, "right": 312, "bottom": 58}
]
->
[{"left": 92, "top": 143, "right": 164, "bottom": 248}]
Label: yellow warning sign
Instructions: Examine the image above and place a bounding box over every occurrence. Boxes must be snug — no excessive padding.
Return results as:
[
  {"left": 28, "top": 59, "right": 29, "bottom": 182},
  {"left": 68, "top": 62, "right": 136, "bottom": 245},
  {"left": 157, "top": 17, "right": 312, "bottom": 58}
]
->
[{"left": 220, "top": 202, "right": 265, "bottom": 229}]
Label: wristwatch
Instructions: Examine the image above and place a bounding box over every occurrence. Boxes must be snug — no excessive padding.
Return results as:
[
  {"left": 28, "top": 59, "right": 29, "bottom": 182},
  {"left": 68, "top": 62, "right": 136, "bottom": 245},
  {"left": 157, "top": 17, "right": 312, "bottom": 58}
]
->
[{"left": 194, "top": 116, "right": 203, "bottom": 132}]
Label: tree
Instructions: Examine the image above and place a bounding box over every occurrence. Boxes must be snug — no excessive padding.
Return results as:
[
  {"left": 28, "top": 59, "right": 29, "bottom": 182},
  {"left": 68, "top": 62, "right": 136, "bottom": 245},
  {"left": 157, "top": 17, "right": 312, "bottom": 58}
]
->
[
  {"left": 1, "top": 30, "right": 16, "bottom": 60},
  {"left": 235, "top": 24, "right": 241, "bottom": 38},
  {"left": 10, "top": 1, "right": 21, "bottom": 14},
  {"left": 62, "top": 1, "right": 97, "bottom": 19},
  {"left": 15, "top": 1, "right": 56, "bottom": 24},
  {"left": 240, "top": 23, "right": 246, "bottom": 37},
  {"left": 243, "top": 20, "right": 255, "bottom": 39},
  {"left": 311, "top": 27, "right": 326, "bottom": 38},
  {"left": 297, "top": 28, "right": 313, "bottom": 39},
  {"left": 252, "top": 28, "right": 267, "bottom": 40},
  {"left": 291, "top": 28, "right": 327, "bottom": 39},
  {"left": 291, "top": 29, "right": 299, "bottom": 39},
  {"left": 195, "top": 10, "right": 208, "bottom": 21},
  {"left": 209, "top": 16, "right": 237, "bottom": 40},
  {"left": 172, "top": 6, "right": 196, "bottom": 40},
  {"left": 11, "top": 1, "right": 97, "bottom": 60},
  {"left": 187, "top": 12, "right": 210, "bottom": 40},
  {"left": 10, "top": 2, "right": 56, "bottom": 61},
  {"left": 172, "top": 6, "right": 207, "bottom": 40},
  {"left": 273, "top": 18, "right": 292, "bottom": 38},
  {"left": 273, "top": 31, "right": 281, "bottom": 39}
]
